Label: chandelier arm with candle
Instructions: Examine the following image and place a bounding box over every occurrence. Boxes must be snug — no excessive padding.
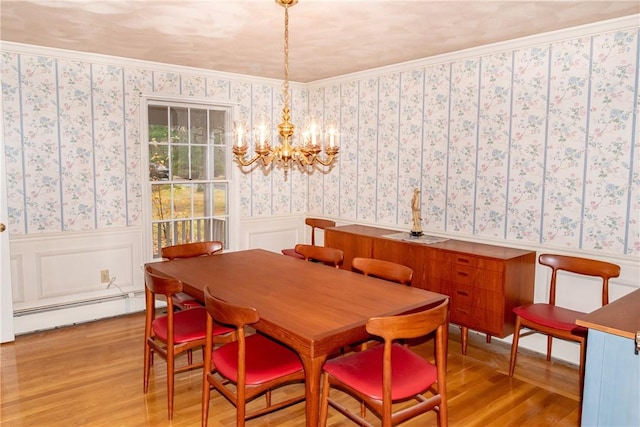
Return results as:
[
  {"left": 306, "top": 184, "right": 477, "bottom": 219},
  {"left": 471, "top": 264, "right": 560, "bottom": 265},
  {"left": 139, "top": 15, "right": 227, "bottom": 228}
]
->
[{"left": 232, "top": 0, "right": 339, "bottom": 175}]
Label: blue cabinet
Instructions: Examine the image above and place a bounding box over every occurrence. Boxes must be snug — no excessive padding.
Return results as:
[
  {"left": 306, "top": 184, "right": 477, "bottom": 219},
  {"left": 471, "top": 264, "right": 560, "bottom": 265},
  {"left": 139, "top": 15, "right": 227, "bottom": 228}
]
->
[
  {"left": 578, "top": 288, "right": 640, "bottom": 427},
  {"left": 581, "top": 329, "right": 639, "bottom": 426}
]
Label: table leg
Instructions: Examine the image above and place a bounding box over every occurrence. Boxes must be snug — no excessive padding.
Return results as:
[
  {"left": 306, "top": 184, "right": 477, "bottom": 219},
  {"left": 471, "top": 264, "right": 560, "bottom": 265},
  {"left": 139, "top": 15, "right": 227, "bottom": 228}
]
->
[
  {"left": 461, "top": 326, "right": 468, "bottom": 355},
  {"left": 300, "top": 354, "right": 327, "bottom": 427}
]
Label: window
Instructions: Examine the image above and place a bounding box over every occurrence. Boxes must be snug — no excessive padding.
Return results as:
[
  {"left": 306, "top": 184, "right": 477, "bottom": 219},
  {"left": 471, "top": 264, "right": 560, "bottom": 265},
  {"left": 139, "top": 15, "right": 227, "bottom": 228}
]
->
[{"left": 146, "top": 101, "right": 232, "bottom": 258}]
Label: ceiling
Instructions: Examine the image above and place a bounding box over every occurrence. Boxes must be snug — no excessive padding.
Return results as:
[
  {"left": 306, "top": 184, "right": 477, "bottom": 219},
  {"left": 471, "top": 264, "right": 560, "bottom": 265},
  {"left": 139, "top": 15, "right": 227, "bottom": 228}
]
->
[{"left": 1, "top": 1, "right": 638, "bottom": 83}]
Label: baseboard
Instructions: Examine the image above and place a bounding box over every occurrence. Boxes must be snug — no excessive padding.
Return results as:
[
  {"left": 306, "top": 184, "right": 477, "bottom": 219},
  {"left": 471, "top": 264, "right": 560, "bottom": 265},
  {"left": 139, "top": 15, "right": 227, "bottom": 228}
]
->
[{"left": 12, "top": 292, "right": 146, "bottom": 336}]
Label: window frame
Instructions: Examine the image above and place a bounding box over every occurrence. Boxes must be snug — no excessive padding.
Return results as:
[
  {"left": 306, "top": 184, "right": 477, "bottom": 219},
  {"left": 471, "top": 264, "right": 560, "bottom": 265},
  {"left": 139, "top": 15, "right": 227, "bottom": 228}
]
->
[{"left": 140, "top": 95, "right": 240, "bottom": 262}]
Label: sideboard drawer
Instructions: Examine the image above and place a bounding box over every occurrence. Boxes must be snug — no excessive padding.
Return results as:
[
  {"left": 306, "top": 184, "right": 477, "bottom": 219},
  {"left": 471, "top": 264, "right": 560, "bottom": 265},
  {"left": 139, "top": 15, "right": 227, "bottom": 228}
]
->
[
  {"left": 457, "top": 267, "right": 503, "bottom": 292},
  {"left": 443, "top": 279, "right": 504, "bottom": 336},
  {"left": 430, "top": 250, "right": 504, "bottom": 272},
  {"left": 449, "top": 284, "right": 503, "bottom": 313},
  {"left": 450, "top": 304, "right": 504, "bottom": 336}
]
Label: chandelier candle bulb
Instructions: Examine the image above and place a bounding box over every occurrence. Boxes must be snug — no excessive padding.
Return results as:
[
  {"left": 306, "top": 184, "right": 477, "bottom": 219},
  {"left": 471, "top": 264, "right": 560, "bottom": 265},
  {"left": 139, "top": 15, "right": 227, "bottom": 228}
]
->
[{"left": 236, "top": 127, "right": 244, "bottom": 147}]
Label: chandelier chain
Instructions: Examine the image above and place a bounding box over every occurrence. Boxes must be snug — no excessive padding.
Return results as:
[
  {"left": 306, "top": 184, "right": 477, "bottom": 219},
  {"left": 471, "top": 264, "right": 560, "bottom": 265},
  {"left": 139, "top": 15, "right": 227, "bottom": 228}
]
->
[{"left": 283, "top": 4, "right": 290, "bottom": 111}]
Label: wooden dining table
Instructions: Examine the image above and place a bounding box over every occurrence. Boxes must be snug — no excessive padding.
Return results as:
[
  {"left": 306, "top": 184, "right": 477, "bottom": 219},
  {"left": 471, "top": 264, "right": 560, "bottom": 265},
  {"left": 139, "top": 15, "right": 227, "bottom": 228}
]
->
[{"left": 146, "top": 248, "right": 448, "bottom": 426}]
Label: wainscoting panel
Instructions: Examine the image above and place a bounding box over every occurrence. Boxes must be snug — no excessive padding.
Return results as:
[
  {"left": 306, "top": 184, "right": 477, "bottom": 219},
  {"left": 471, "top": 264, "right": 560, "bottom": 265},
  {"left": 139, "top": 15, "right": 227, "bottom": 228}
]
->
[
  {"left": 9, "top": 253, "right": 24, "bottom": 304},
  {"left": 9, "top": 228, "right": 145, "bottom": 334},
  {"left": 239, "top": 215, "right": 307, "bottom": 253},
  {"left": 37, "top": 243, "right": 134, "bottom": 299}
]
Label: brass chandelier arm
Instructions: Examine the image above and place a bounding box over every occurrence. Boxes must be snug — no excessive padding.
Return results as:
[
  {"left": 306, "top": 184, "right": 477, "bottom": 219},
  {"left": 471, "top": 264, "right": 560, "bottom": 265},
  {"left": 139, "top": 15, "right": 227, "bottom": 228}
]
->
[
  {"left": 232, "top": 153, "right": 266, "bottom": 167},
  {"left": 308, "top": 154, "right": 336, "bottom": 167},
  {"left": 234, "top": 156, "right": 257, "bottom": 167},
  {"left": 260, "top": 153, "right": 276, "bottom": 166},
  {"left": 290, "top": 149, "right": 336, "bottom": 167},
  {"left": 232, "top": 147, "right": 275, "bottom": 167}
]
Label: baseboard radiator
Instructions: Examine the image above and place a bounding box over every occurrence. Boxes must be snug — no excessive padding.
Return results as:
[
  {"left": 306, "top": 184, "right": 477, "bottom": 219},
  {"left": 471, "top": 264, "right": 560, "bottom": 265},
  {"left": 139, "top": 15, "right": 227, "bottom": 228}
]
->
[{"left": 13, "top": 291, "right": 146, "bottom": 317}]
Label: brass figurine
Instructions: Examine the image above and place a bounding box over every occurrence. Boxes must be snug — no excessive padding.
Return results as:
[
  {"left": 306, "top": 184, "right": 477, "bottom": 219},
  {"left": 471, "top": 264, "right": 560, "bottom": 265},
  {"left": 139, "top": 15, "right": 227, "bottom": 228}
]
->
[{"left": 411, "top": 188, "right": 423, "bottom": 237}]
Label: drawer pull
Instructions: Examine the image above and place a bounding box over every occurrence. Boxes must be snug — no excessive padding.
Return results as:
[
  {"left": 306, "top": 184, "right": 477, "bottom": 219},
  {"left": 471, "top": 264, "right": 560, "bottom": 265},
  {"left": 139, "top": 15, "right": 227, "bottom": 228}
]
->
[
  {"left": 457, "top": 258, "right": 470, "bottom": 264},
  {"left": 456, "top": 308, "right": 469, "bottom": 315},
  {"left": 457, "top": 272, "right": 469, "bottom": 277},
  {"left": 456, "top": 290, "right": 469, "bottom": 296}
]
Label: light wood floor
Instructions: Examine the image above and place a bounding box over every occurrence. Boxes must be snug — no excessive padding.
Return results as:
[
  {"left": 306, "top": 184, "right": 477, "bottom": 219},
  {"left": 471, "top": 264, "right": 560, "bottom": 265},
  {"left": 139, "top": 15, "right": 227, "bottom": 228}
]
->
[{"left": 1, "top": 312, "right": 580, "bottom": 426}]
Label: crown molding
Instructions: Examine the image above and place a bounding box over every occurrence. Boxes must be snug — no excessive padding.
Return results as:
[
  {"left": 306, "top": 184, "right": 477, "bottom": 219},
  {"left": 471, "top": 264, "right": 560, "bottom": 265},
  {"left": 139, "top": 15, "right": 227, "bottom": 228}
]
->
[
  {"left": 307, "top": 14, "right": 640, "bottom": 87},
  {"left": 0, "top": 40, "right": 305, "bottom": 89}
]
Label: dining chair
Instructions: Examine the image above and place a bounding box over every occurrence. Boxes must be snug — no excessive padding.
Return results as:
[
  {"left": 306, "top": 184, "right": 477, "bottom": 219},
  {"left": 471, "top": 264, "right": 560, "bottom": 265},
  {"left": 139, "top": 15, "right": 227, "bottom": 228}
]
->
[
  {"left": 161, "top": 241, "right": 224, "bottom": 309},
  {"left": 282, "top": 218, "right": 336, "bottom": 259},
  {"left": 143, "top": 266, "right": 235, "bottom": 420},
  {"left": 294, "top": 244, "right": 344, "bottom": 268},
  {"left": 201, "top": 286, "right": 306, "bottom": 427},
  {"left": 350, "top": 257, "right": 415, "bottom": 352},
  {"left": 508, "top": 254, "right": 620, "bottom": 403},
  {"left": 319, "top": 299, "right": 450, "bottom": 427},
  {"left": 351, "top": 257, "right": 414, "bottom": 286}
]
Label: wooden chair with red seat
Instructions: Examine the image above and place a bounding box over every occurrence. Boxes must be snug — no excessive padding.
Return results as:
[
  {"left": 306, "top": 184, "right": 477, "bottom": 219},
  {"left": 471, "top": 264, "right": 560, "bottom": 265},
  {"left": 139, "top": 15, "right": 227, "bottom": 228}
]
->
[
  {"left": 201, "top": 287, "right": 306, "bottom": 427},
  {"left": 281, "top": 218, "right": 336, "bottom": 259},
  {"left": 319, "top": 299, "right": 449, "bottom": 427},
  {"left": 350, "top": 257, "right": 415, "bottom": 352},
  {"left": 508, "top": 254, "right": 620, "bottom": 402},
  {"left": 161, "top": 241, "right": 224, "bottom": 309},
  {"left": 351, "top": 257, "right": 414, "bottom": 286},
  {"left": 143, "top": 266, "right": 235, "bottom": 420},
  {"left": 294, "top": 243, "right": 344, "bottom": 268}
]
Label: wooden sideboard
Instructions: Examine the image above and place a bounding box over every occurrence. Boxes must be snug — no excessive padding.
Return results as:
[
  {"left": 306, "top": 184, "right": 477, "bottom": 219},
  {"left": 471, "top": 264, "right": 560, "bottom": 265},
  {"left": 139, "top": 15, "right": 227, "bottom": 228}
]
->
[{"left": 325, "top": 225, "right": 536, "bottom": 353}]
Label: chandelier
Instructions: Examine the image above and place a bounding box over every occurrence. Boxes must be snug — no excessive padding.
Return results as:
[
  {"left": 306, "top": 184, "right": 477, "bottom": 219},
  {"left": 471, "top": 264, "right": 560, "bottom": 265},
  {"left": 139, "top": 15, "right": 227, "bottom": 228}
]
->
[{"left": 232, "top": 0, "right": 339, "bottom": 175}]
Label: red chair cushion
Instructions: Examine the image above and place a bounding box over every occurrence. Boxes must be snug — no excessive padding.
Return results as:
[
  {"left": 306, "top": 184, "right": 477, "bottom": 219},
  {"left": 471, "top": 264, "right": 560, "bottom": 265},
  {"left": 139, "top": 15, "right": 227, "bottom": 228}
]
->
[
  {"left": 514, "top": 303, "right": 588, "bottom": 335},
  {"left": 281, "top": 248, "right": 305, "bottom": 259},
  {"left": 323, "top": 343, "right": 437, "bottom": 400},
  {"left": 212, "top": 333, "right": 303, "bottom": 385},
  {"left": 152, "top": 306, "right": 234, "bottom": 343}
]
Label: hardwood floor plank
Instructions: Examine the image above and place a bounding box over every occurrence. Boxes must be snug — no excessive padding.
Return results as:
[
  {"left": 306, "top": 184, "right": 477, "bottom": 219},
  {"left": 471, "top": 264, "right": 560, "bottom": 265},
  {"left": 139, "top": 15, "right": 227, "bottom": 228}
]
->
[{"left": 1, "top": 312, "right": 580, "bottom": 426}]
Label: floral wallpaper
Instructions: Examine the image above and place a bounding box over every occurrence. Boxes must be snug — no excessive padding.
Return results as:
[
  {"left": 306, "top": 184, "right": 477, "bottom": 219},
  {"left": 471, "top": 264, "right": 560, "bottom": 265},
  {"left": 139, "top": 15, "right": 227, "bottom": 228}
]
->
[
  {"left": 2, "top": 24, "right": 639, "bottom": 257},
  {"left": 308, "top": 28, "right": 639, "bottom": 256}
]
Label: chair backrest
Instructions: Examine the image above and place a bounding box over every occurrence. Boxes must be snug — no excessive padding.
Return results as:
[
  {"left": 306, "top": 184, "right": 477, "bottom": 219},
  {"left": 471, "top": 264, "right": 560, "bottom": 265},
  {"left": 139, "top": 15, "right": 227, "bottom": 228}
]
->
[
  {"left": 367, "top": 298, "right": 449, "bottom": 342},
  {"left": 143, "top": 266, "right": 184, "bottom": 328},
  {"left": 351, "top": 257, "right": 413, "bottom": 285},
  {"left": 204, "top": 286, "right": 260, "bottom": 329},
  {"left": 294, "top": 244, "right": 344, "bottom": 268},
  {"left": 144, "top": 265, "right": 183, "bottom": 298},
  {"left": 305, "top": 218, "right": 336, "bottom": 246},
  {"left": 203, "top": 287, "right": 257, "bottom": 388},
  {"left": 539, "top": 253, "right": 620, "bottom": 306},
  {"left": 161, "top": 241, "right": 223, "bottom": 260}
]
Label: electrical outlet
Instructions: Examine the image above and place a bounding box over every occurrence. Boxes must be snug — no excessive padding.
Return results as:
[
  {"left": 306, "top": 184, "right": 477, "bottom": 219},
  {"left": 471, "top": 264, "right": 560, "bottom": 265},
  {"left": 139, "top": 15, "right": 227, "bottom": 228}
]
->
[{"left": 100, "top": 269, "right": 110, "bottom": 284}]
